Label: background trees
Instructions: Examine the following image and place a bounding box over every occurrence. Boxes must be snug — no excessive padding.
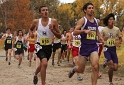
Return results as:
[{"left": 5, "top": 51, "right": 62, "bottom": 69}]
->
[{"left": 0, "top": 0, "right": 123, "bottom": 32}]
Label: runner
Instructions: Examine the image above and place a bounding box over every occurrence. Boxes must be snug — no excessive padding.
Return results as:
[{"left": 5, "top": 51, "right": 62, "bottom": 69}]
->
[
  {"left": 101, "top": 13, "right": 122, "bottom": 85},
  {"left": 51, "top": 36, "right": 61, "bottom": 66},
  {"left": 29, "top": 6, "right": 61, "bottom": 85},
  {"left": 1, "top": 28, "right": 13, "bottom": 65},
  {"left": 71, "top": 31, "right": 82, "bottom": 81},
  {"left": 66, "top": 28, "right": 73, "bottom": 64},
  {"left": 97, "top": 26, "right": 104, "bottom": 78},
  {"left": 12, "top": 30, "right": 26, "bottom": 68},
  {"left": 25, "top": 31, "right": 37, "bottom": 67},
  {"left": 61, "top": 30, "right": 67, "bottom": 62},
  {"left": 68, "top": 2, "right": 104, "bottom": 85}
]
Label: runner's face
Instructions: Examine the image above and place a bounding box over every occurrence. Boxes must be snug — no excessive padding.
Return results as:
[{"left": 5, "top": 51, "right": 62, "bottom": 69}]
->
[
  {"left": 6, "top": 29, "right": 11, "bottom": 34},
  {"left": 19, "top": 31, "right": 23, "bottom": 36},
  {"left": 64, "top": 31, "right": 66, "bottom": 35},
  {"left": 69, "top": 28, "right": 74, "bottom": 33},
  {"left": 39, "top": 7, "right": 49, "bottom": 18},
  {"left": 108, "top": 17, "right": 115, "bottom": 26},
  {"left": 85, "top": 5, "right": 94, "bottom": 16}
]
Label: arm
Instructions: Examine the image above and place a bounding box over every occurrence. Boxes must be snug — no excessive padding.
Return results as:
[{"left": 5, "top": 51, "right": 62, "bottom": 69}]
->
[
  {"left": 73, "top": 18, "right": 91, "bottom": 35},
  {"left": 30, "top": 19, "right": 38, "bottom": 31},
  {"left": 1, "top": 34, "right": 6, "bottom": 40},
  {"left": 68, "top": 33, "right": 72, "bottom": 48},
  {"left": 49, "top": 19, "right": 61, "bottom": 39}
]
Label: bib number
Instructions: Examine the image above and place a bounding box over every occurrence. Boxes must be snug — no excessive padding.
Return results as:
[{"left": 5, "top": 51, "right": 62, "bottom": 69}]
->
[
  {"left": 106, "top": 39, "right": 115, "bottom": 46},
  {"left": 16, "top": 45, "right": 21, "bottom": 48},
  {"left": 7, "top": 40, "right": 11, "bottom": 44},
  {"left": 86, "top": 31, "right": 96, "bottom": 40},
  {"left": 40, "top": 38, "right": 50, "bottom": 45},
  {"left": 73, "top": 40, "right": 80, "bottom": 46}
]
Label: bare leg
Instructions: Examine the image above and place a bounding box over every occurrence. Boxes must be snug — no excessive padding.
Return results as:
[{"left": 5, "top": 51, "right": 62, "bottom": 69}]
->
[
  {"left": 90, "top": 52, "right": 99, "bottom": 85},
  {"left": 5, "top": 50, "right": 8, "bottom": 61},
  {"left": 29, "top": 52, "right": 33, "bottom": 67},
  {"left": 51, "top": 52, "right": 55, "bottom": 65},
  {"left": 40, "top": 58, "right": 48, "bottom": 85},
  {"left": 8, "top": 49, "right": 12, "bottom": 65},
  {"left": 57, "top": 48, "right": 61, "bottom": 66}
]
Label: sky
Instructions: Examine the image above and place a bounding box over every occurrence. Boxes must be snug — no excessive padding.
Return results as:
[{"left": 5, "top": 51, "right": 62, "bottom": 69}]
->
[{"left": 60, "top": 0, "right": 75, "bottom": 3}]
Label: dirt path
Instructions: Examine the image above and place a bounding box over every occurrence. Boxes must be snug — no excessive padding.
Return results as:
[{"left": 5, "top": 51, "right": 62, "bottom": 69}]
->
[{"left": 0, "top": 49, "right": 123, "bottom": 85}]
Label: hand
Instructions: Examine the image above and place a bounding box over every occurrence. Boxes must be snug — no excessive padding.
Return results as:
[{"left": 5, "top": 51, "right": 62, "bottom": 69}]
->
[
  {"left": 84, "top": 30, "right": 92, "bottom": 34},
  {"left": 99, "top": 37, "right": 104, "bottom": 43},
  {"left": 103, "top": 36, "right": 109, "bottom": 41},
  {"left": 115, "top": 40, "right": 120, "bottom": 47}
]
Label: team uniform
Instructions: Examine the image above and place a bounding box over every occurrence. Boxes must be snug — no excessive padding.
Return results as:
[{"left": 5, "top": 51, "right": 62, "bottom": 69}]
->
[
  {"left": 28, "top": 37, "right": 35, "bottom": 52},
  {"left": 52, "top": 37, "right": 61, "bottom": 53},
  {"left": 61, "top": 34, "right": 67, "bottom": 53},
  {"left": 15, "top": 36, "right": 24, "bottom": 55},
  {"left": 35, "top": 18, "right": 54, "bottom": 61},
  {"left": 80, "top": 17, "right": 98, "bottom": 57},
  {"left": 4, "top": 34, "right": 13, "bottom": 51},
  {"left": 71, "top": 32, "right": 81, "bottom": 57},
  {"left": 101, "top": 26, "right": 121, "bottom": 64}
]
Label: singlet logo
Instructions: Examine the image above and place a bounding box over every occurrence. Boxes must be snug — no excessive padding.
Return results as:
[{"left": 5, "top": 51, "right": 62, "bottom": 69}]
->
[
  {"left": 108, "top": 33, "right": 114, "bottom": 38},
  {"left": 42, "top": 31, "right": 47, "bottom": 36}
]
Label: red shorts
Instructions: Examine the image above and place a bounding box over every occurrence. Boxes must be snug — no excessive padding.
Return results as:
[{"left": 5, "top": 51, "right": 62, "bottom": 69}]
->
[
  {"left": 28, "top": 44, "right": 35, "bottom": 52},
  {"left": 72, "top": 46, "right": 79, "bottom": 57},
  {"left": 98, "top": 44, "right": 103, "bottom": 57}
]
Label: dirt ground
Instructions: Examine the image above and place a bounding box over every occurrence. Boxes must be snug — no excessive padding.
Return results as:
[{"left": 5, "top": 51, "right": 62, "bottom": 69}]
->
[{"left": 0, "top": 49, "right": 124, "bottom": 85}]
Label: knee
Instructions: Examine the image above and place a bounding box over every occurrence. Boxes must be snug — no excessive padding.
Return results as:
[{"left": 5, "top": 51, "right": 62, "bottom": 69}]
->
[
  {"left": 42, "top": 62, "right": 48, "bottom": 68},
  {"left": 113, "top": 67, "right": 118, "bottom": 71},
  {"left": 92, "top": 64, "right": 99, "bottom": 70}
]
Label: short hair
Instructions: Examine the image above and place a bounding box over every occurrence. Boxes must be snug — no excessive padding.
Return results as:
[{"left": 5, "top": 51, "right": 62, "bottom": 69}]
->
[
  {"left": 6, "top": 28, "right": 11, "bottom": 31},
  {"left": 103, "top": 13, "right": 115, "bottom": 26},
  {"left": 62, "top": 30, "right": 66, "bottom": 34},
  {"left": 39, "top": 6, "right": 47, "bottom": 12},
  {"left": 82, "top": 2, "right": 94, "bottom": 13},
  {"left": 17, "top": 30, "right": 23, "bottom": 36}
]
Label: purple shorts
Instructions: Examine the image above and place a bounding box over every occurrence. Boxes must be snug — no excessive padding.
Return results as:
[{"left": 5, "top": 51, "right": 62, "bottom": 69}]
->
[
  {"left": 79, "top": 43, "right": 98, "bottom": 57},
  {"left": 104, "top": 46, "right": 118, "bottom": 64}
]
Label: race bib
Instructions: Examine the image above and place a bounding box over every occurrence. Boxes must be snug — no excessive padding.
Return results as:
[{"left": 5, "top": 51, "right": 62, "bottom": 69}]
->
[
  {"left": 106, "top": 39, "right": 115, "bottom": 46},
  {"left": 7, "top": 40, "right": 11, "bottom": 44},
  {"left": 16, "top": 45, "right": 21, "bottom": 48},
  {"left": 40, "top": 38, "right": 50, "bottom": 45},
  {"left": 55, "top": 38, "right": 59, "bottom": 40},
  {"left": 86, "top": 31, "right": 96, "bottom": 40},
  {"left": 73, "top": 40, "right": 81, "bottom": 46}
]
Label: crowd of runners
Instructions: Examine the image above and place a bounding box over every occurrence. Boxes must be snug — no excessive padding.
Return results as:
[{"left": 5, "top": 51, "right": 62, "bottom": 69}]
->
[{"left": 0, "top": 2, "right": 123, "bottom": 85}]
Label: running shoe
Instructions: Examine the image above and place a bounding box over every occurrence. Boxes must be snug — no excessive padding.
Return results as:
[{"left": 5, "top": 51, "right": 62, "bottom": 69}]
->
[
  {"left": 68, "top": 69, "right": 75, "bottom": 78},
  {"left": 8, "top": 62, "right": 11, "bottom": 65},
  {"left": 6, "top": 57, "right": 8, "bottom": 61},
  {"left": 57, "top": 62, "right": 60, "bottom": 66},
  {"left": 77, "top": 76, "right": 83, "bottom": 81},
  {"left": 18, "top": 65, "right": 21, "bottom": 69},
  {"left": 33, "top": 75, "right": 38, "bottom": 84}
]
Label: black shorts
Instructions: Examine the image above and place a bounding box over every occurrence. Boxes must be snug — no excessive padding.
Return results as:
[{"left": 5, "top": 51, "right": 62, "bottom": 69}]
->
[
  {"left": 61, "top": 44, "right": 67, "bottom": 53},
  {"left": 15, "top": 50, "right": 24, "bottom": 55},
  {"left": 52, "top": 42, "right": 61, "bottom": 52},
  {"left": 4, "top": 45, "right": 12, "bottom": 51},
  {"left": 36, "top": 45, "right": 52, "bottom": 61}
]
